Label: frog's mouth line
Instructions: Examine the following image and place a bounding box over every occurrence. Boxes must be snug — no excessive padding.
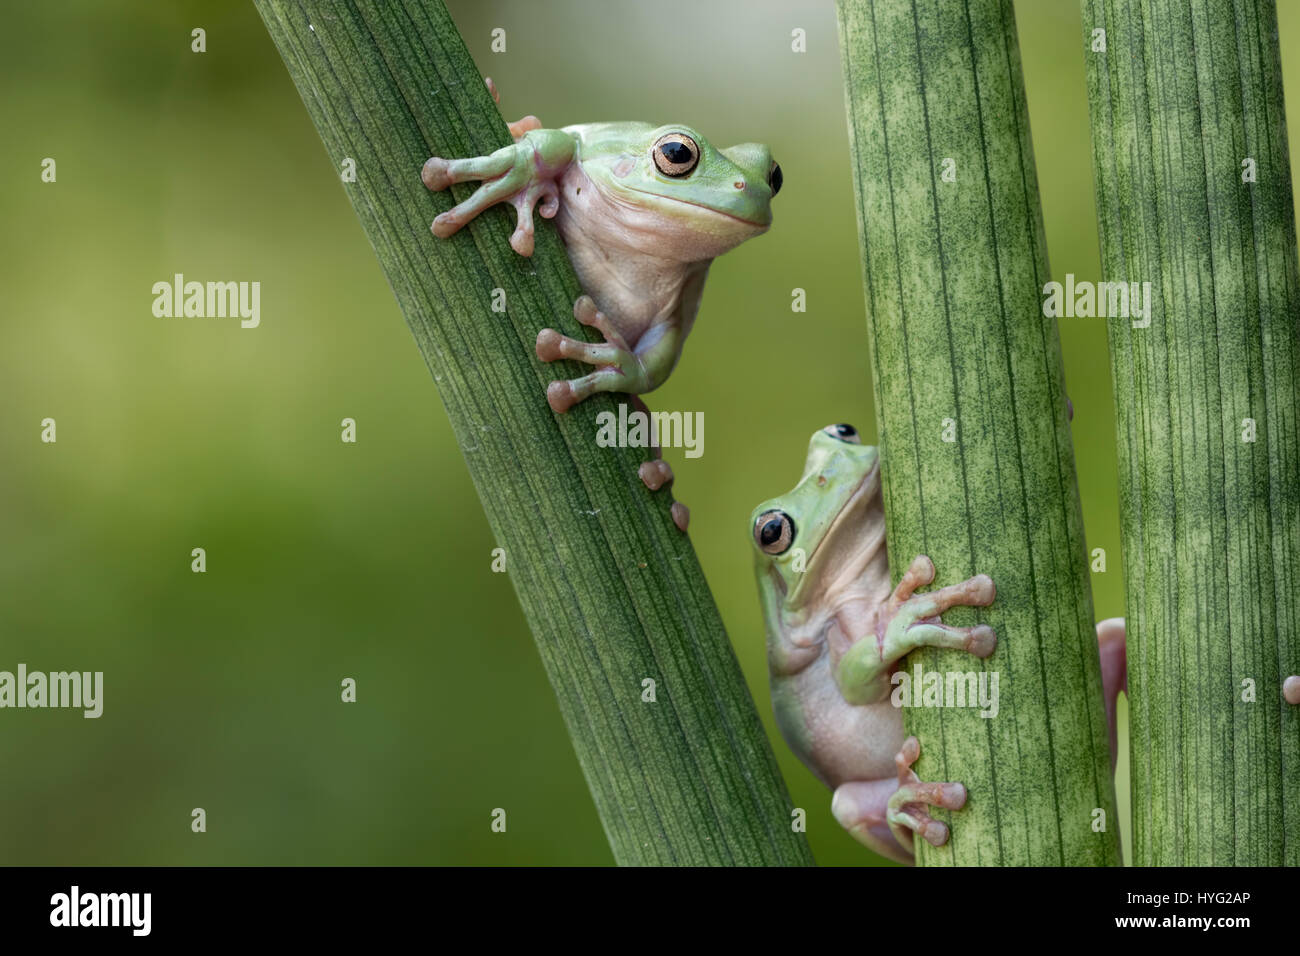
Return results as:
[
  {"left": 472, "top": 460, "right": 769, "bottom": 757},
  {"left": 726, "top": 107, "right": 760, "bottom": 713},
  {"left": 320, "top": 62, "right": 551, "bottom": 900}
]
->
[
  {"left": 787, "top": 455, "right": 881, "bottom": 605},
  {"left": 622, "top": 185, "right": 772, "bottom": 228}
]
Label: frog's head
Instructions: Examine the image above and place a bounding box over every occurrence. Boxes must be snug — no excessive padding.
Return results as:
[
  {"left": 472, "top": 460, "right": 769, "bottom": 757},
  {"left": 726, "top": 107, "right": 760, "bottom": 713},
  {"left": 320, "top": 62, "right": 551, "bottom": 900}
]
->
[
  {"left": 750, "top": 424, "right": 881, "bottom": 618},
  {"left": 585, "top": 122, "right": 780, "bottom": 260}
]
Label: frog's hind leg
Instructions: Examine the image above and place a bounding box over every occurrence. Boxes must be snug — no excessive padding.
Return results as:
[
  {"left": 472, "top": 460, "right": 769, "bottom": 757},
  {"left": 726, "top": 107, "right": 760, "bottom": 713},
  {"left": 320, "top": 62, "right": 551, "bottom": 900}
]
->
[
  {"left": 537, "top": 296, "right": 681, "bottom": 412},
  {"left": 536, "top": 296, "right": 641, "bottom": 411},
  {"left": 884, "top": 736, "right": 968, "bottom": 854},
  {"left": 830, "top": 778, "right": 913, "bottom": 865},
  {"left": 627, "top": 395, "right": 689, "bottom": 533},
  {"left": 831, "top": 738, "right": 968, "bottom": 864}
]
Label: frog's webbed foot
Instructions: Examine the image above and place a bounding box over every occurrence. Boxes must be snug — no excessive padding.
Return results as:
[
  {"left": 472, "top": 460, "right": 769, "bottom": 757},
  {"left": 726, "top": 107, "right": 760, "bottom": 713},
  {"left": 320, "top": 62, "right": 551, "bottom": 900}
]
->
[
  {"left": 885, "top": 736, "right": 967, "bottom": 851},
  {"left": 421, "top": 127, "right": 573, "bottom": 256},
  {"left": 536, "top": 295, "right": 646, "bottom": 412},
  {"left": 880, "top": 555, "right": 997, "bottom": 661},
  {"left": 1284, "top": 675, "right": 1300, "bottom": 705},
  {"left": 834, "top": 555, "right": 995, "bottom": 702}
]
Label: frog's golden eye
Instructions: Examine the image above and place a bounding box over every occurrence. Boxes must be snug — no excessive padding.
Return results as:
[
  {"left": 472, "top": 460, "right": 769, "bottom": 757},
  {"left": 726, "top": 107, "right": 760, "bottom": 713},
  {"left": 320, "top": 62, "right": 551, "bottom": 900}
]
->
[
  {"left": 769, "top": 161, "right": 783, "bottom": 196},
  {"left": 824, "top": 423, "right": 860, "bottom": 444},
  {"left": 652, "top": 133, "right": 701, "bottom": 177},
  {"left": 755, "top": 509, "right": 796, "bottom": 556}
]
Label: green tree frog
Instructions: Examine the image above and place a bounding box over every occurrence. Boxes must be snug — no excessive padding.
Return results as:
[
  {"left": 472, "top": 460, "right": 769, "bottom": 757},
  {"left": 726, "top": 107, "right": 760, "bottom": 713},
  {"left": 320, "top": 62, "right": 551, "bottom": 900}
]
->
[
  {"left": 751, "top": 424, "right": 1129, "bottom": 863},
  {"left": 420, "top": 89, "right": 780, "bottom": 420}
]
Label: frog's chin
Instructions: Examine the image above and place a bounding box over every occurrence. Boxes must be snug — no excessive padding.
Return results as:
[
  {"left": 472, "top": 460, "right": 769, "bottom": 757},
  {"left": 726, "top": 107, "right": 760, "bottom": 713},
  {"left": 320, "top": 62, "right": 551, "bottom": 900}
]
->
[
  {"left": 785, "top": 459, "right": 882, "bottom": 610},
  {"left": 654, "top": 193, "right": 772, "bottom": 229},
  {"left": 612, "top": 180, "right": 772, "bottom": 230}
]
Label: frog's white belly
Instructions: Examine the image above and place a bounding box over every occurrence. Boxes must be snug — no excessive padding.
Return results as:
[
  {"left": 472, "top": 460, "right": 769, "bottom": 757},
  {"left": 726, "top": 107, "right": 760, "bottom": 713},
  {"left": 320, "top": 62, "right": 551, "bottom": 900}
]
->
[
  {"left": 773, "top": 654, "right": 904, "bottom": 788},
  {"left": 553, "top": 164, "right": 706, "bottom": 350}
]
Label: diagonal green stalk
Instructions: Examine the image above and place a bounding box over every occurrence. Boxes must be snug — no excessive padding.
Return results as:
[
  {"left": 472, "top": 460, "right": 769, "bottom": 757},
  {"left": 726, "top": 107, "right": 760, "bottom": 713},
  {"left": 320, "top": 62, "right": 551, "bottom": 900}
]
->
[
  {"left": 837, "top": 0, "right": 1120, "bottom": 865},
  {"left": 253, "top": 0, "right": 814, "bottom": 866},
  {"left": 1079, "top": 0, "right": 1300, "bottom": 865}
]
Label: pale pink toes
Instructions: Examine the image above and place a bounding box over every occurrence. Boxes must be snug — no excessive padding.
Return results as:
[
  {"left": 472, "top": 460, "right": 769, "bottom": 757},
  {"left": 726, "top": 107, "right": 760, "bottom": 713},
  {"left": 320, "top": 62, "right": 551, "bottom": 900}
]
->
[
  {"left": 671, "top": 502, "right": 689, "bottom": 533},
  {"left": 1284, "top": 675, "right": 1300, "bottom": 705},
  {"left": 639, "top": 460, "right": 673, "bottom": 491},
  {"left": 535, "top": 328, "right": 564, "bottom": 362},
  {"left": 421, "top": 156, "right": 453, "bottom": 192},
  {"left": 965, "top": 624, "right": 997, "bottom": 658},
  {"left": 545, "top": 380, "right": 577, "bottom": 414}
]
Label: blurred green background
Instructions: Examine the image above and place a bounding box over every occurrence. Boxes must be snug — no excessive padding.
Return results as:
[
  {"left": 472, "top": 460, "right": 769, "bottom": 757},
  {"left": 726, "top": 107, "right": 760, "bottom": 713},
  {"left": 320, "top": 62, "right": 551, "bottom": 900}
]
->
[{"left": 2, "top": 0, "right": 1298, "bottom": 866}]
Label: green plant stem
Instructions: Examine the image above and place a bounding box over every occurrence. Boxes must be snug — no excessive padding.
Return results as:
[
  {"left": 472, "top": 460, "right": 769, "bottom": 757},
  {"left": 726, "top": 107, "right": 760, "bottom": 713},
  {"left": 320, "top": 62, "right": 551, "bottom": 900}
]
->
[
  {"left": 1080, "top": 0, "right": 1300, "bottom": 865},
  {"left": 253, "top": 0, "right": 814, "bottom": 866},
  {"left": 837, "top": 0, "right": 1120, "bottom": 865}
]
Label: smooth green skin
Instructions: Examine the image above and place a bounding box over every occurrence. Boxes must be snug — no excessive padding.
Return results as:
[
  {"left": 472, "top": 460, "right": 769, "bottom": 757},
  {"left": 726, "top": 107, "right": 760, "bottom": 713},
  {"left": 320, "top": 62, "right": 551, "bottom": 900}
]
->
[
  {"left": 560, "top": 122, "right": 776, "bottom": 227},
  {"left": 750, "top": 431, "right": 878, "bottom": 622},
  {"left": 425, "top": 118, "right": 779, "bottom": 411},
  {"left": 750, "top": 427, "right": 995, "bottom": 862},
  {"left": 1080, "top": 0, "right": 1300, "bottom": 864},
  {"left": 837, "top": 0, "right": 1121, "bottom": 866},
  {"left": 258, "top": 0, "right": 814, "bottom": 866}
]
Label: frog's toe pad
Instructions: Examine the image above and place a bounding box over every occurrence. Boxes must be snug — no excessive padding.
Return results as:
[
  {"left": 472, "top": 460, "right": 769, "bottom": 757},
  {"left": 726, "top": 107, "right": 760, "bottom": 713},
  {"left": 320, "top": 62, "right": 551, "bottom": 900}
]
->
[
  {"left": 1284, "top": 675, "right": 1300, "bottom": 705},
  {"left": 965, "top": 625, "right": 997, "bottom": 658},
  {"left": 920, "top": 820, "right": 950, "bottom": 847},
  {"left": 509, "top": 224, "right": 535, "bottom": 257},
  {"left": 671, "top": 502, "right": 689, "bottom": 533},
  {"left": 421, "top": 157, "right": 453, "bottom": 192},
  {"left": 545, "top": 380, "right": 577, "bottom": 414},
  {"left": 536, "top": 328, "right": 564, "bottom": 362},
  {"left": 507, "top": 114, "right": 543, "bottom": 140},
  {"left": 638, "top": 460, "right": 673, "bottom": 491},
  {"left": 965, "top": 573, "right": 996, "bottom": 606},
  {"left": 431, "top": 212, "right": 462, "bottom": 238}
]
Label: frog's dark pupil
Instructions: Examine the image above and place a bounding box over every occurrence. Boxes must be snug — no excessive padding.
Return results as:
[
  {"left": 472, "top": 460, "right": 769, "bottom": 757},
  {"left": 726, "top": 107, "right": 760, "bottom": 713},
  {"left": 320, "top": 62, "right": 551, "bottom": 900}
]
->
[
  {"left": 835, "top": 423, "right": 857, "bottom": 438},
  {"left": 661, "top": 141, "right": 693, "bottom": 165},
  {"left": 760, "top": 515, "right": 789, "bottom": 547},
  {"left": 770, "top": 163, "right": 783, "bottom": 195}
]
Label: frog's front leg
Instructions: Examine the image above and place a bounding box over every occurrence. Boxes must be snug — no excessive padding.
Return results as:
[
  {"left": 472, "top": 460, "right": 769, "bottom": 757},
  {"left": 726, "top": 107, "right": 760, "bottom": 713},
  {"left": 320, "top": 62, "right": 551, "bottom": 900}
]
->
[
  {"left": 830, "top": 736, "right": 967, "bottom": 863},
  {"left": 421, "top": 127, "right": 575, "bottom": 256},
  {"left": 536, "top": 295, "right": 682, "bottom": 413},
  {"left": 835, "top": 555, "right": 996, "bottom": 705}
]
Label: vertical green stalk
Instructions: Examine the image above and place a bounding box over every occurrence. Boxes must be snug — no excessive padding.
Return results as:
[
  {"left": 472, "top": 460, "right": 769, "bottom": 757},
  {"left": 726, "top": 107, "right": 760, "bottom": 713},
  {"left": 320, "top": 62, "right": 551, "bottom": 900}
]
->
[
  {"left": 1080, "top": 0, "right": 1300, "bottom": 865},
  {"left": 837, "top": 0, "right": 1120, "bottom": 865},
  {"left": 254, "top": 0, "right": 814, "bottom": 866}
]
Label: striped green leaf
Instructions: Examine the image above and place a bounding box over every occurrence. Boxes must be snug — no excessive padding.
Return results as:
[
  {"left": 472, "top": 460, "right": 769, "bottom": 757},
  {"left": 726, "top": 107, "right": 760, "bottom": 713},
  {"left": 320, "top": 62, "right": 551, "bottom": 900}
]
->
[
  {"left": 837, "top": 0, "right": 1121, "bottom": 865},
  {"left": 1080, "top": 0, "right": 1300, "bottom": 865},
  {"left": 254, "top": 0, "right": 814, "bottom": 866}
]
